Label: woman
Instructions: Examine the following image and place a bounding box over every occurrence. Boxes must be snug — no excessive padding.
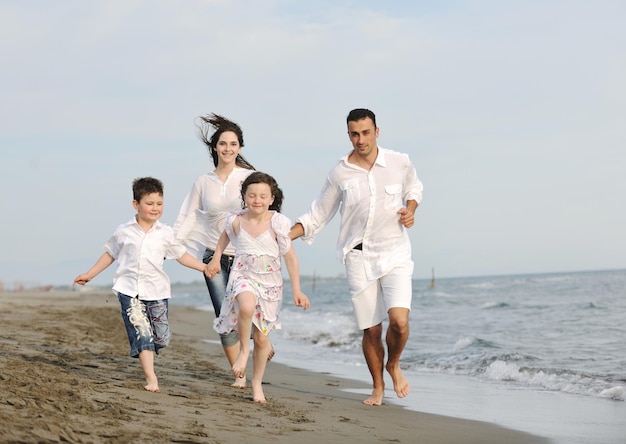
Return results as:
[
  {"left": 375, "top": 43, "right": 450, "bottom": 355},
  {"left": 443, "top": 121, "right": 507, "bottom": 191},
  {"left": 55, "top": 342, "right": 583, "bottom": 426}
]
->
[{"left": 174, "top": 113, "right": 266, "bottom": 388}]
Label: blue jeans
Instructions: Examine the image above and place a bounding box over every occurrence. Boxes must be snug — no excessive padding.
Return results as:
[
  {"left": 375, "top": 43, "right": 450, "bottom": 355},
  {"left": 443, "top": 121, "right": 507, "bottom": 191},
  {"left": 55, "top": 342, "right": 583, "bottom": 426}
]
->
[
  {"left": 203, "top": 249, "right": 239, "bottom": 347},
  {"left": 118, "top": 293, "right": 170, "bottom": 358}
]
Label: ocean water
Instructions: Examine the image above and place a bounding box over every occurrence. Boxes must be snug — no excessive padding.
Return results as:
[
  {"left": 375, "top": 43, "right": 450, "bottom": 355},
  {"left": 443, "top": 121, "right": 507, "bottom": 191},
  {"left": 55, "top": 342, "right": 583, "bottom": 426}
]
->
[{"left": 172, "top": 269, "right": 626, "bottom": 443}]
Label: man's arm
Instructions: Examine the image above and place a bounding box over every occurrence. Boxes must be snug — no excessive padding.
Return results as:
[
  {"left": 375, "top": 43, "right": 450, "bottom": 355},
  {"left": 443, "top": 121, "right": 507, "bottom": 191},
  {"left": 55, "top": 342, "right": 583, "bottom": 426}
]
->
[
  {"left": 398, "top": 199, "right": 418, "bottom": 228},
  {"left": 289, "top": 222, "right": 304, "bottom": 241}
]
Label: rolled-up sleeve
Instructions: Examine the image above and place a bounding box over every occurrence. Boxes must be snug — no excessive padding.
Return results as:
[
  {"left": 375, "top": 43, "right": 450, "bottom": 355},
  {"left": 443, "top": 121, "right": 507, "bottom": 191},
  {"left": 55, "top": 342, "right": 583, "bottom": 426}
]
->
[
  {"left": 296, "top": 176, "right": 342, "bottom": 245},
  {"left": 403, "top": 155, "right": 423, "bottom": 205}
]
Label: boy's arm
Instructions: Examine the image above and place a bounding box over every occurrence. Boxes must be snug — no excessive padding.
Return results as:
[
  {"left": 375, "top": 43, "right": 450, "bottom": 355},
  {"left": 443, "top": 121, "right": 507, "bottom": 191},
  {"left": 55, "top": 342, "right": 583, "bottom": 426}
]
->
[
  {"left": 176, "top": 252, "right": 206, "bottom": 272},
  {"left": 73, "top": 252, "right": 114, "bottom": 285},
  {"left": 283, "top": 245, "right": 310, "bottom": 310}
]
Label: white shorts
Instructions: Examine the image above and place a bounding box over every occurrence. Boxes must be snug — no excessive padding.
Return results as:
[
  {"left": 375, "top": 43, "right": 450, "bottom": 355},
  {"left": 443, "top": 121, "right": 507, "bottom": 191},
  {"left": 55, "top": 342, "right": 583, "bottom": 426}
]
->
[{"left": 345, "top": 250, "right": 413, "bottom": 330}]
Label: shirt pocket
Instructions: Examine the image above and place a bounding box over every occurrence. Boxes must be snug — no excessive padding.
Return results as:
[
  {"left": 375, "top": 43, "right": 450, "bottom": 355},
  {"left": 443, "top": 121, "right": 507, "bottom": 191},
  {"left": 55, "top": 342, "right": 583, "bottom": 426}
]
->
[
  {"left": 384, "top": 184, "right": 403, "bottom": 211},
  {"left": 340, "top": 178, "right": 361, "bottom": 207}
]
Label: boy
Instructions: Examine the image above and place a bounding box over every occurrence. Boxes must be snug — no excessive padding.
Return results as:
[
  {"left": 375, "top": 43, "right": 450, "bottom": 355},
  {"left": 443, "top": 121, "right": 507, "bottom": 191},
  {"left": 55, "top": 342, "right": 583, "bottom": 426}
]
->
[{"left": 73, "top": 177, "right": 210, "bottom": 392}]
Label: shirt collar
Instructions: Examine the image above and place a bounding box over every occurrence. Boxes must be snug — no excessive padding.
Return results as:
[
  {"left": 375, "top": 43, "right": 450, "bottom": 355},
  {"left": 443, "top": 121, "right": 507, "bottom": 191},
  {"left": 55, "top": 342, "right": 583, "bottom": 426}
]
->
[
  {"left": 374, "top": 146, "right": 386, "bottom": 167},
  {"left": 132, "top": 217, "right": 163, "bottom": 231},
  {"left": 341, "top": 146, "right": 386, "bottom": 168}
]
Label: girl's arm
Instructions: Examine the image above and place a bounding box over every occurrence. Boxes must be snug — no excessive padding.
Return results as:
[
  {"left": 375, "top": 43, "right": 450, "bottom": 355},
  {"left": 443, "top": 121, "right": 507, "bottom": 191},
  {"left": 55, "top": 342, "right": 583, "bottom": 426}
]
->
[
  {"left": 73, "top": 252, "right": 115, "bottom": 285},
  {"left": 283, "top": 245, "right": 310, "bottom": 310},
  {"left": 206, "top": 230, "right": 230, "bottom": 279}
]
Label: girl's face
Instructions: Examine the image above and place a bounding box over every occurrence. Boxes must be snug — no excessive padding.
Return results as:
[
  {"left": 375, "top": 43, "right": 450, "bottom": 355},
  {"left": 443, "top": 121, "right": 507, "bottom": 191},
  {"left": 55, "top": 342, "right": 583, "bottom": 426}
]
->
[
  {"left": 215, "top": 131, "right": 241, "bottom": 166},
  {"left": 133, "top": 192, "right": 163, "bottom": 226},
  {"left": 243, "top": 182, "right": 274, "bottom": 215}
]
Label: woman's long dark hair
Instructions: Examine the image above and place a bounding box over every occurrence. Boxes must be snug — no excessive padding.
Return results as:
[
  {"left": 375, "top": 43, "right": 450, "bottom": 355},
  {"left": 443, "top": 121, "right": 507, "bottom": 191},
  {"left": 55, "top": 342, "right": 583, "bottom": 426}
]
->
[
  {"left": 240, "top": 172, "right": 284, "bottom": 212},
  {"left": 196, "top": 113, "right": 255, "bottom": 170}
]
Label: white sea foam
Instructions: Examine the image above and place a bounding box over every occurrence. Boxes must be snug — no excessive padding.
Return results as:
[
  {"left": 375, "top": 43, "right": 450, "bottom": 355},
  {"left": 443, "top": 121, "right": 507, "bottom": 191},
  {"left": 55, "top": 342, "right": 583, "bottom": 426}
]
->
[
  {"left": 453, "top": 336, "right": 475, "bottom": 351},
  {"left": 599, "top": 385, "right": 626, "bottom": 401}
]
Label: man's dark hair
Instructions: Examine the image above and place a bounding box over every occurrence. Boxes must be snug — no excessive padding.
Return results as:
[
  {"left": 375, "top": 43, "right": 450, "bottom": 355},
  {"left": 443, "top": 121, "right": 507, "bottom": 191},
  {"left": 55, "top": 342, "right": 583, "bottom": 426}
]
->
[{"left": 347, "top": 108, "right": 377, "bottom": 128}]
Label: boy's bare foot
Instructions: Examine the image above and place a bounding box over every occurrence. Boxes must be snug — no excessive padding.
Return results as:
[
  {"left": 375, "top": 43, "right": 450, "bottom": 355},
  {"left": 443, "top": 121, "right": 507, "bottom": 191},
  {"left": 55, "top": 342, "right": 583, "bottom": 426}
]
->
[
  {"left": 386, "top": 363, "right": 410, "bottom": 398},
  {"left": 363, "top": 386, "right": 384, "bottom": 406},
  {"left": 231, "top": 375, "right": 247, "bottom": 389},
  {"left": 144, "top": 377, "right": 160, "bottom": 393},
  {"left": 252, "top": 381, "right": 266, "bottom": 404}
]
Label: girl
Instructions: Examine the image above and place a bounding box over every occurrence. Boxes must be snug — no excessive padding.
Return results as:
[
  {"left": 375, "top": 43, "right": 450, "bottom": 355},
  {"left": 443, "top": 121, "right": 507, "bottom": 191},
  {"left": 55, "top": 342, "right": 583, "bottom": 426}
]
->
[{"left": 206, "top": 172, "right": 310, "bottom": 403}]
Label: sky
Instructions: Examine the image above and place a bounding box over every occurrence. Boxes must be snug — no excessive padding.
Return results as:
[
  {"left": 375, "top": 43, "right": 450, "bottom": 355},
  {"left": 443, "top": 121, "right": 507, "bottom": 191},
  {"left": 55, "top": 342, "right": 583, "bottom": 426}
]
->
[{"left": 1, "top": 0, "right": 625, "bottom": 289}]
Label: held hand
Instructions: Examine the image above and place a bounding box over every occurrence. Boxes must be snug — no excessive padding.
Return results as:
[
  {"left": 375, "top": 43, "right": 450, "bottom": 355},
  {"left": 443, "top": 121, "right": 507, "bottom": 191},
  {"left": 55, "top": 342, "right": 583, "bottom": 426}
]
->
[
  {"left": 397, "top": 207, "right": 415, "bottom": 228},
  {"left": 293, "top": 291, "right": 311, "bottom": 311},
  {"left": 73, "top": 274, "right": 91, "bottom": 286},
  {"left": 204, "top": 261, "right": 221, "bottom": 280}
]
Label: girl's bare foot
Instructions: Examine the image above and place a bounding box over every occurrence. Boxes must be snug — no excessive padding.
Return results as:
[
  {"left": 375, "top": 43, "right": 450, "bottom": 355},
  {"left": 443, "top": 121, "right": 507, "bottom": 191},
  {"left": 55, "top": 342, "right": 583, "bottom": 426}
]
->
[
  {"left": 232, "top": 349, "right": 249, "bottom": 379},
  {"left": 252, "top": 381, "right": 266, "bottom": 404}
]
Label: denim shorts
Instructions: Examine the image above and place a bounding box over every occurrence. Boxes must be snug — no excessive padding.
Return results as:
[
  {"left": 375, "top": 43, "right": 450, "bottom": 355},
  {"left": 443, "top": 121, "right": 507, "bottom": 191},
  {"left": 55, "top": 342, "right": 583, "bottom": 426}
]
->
[
  {"left": 203, "top": 249, "right": 239, "bottom": 347},
  {"left": 118, "top": 293, "right": 171, "bottom": 358}
]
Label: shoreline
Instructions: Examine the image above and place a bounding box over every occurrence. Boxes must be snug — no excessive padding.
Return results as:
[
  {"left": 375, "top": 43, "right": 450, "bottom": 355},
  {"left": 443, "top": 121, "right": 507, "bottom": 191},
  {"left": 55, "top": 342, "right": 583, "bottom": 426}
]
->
[{"left": 0, "top": 290, "right": 548, "bottom": 443}]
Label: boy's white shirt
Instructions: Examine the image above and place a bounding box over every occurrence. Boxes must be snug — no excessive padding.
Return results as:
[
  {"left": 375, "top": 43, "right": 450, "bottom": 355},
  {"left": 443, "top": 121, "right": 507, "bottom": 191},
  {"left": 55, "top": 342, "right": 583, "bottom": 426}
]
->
[{"left": 105, "top": 218, "right": 186, "bottom": 300}]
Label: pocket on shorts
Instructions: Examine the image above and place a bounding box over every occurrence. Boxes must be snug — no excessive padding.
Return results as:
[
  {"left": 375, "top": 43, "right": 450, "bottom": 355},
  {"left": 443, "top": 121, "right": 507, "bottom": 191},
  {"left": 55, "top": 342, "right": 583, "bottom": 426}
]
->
[
  {"left": 148, "top": 301, "right": 171, "bottom": 346},
  {"left": 384, "top": 184, "right": 403, "bottom": 211},
  {"left": 340, "top": 178, "right": 361, "bottom": 207}
]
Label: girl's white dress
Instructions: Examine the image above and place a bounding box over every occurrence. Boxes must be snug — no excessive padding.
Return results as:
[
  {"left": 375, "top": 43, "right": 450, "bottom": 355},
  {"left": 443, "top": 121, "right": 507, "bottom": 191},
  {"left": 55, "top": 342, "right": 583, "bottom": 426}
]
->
[{"left": 213, "top": 210, "right": 292, "bottom": 336}]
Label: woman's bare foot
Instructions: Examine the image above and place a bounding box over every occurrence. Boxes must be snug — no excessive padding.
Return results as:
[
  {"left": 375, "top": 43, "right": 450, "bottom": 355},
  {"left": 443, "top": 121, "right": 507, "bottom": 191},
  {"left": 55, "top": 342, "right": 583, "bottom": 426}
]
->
[
  {"left": 231, "top": 374, "right": 247, "bottom": 389},
  {"left": 144, "top": 377, "right": 160, "bottom": 393},
  {"left": 252, "top": 381, "right": 266, "bottom": 404},
  {"left": 232, "top": 349, "right": 249, "bottom": 379},
  {"left": 363, "top": 386, "right": 384, "bottom": 406},
  {"left": 267, "top": 343, "right": 275, "bottom": 362},
  {"left": 386, "top": 362, "right": 410, "bottom": 398}
]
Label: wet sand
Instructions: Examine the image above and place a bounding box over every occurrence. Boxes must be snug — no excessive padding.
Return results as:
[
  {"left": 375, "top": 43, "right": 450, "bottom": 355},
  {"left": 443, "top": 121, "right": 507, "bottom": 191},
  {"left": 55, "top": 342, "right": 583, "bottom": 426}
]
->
[{"left": 0, "top": 290, "right": 549, "bottom": 443}]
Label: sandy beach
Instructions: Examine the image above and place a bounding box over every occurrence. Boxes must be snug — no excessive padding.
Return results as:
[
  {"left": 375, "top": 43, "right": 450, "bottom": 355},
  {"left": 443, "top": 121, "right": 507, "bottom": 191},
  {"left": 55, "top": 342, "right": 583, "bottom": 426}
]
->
[{"left": 0, "top": 291, "right": 549, "bottom": 443}]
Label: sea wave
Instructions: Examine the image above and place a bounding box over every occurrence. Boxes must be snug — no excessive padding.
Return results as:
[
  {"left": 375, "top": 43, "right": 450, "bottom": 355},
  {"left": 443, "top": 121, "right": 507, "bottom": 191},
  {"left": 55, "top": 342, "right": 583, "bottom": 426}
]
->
[{"left": 483, "top": 360, "right": 625, "bottom": 401}]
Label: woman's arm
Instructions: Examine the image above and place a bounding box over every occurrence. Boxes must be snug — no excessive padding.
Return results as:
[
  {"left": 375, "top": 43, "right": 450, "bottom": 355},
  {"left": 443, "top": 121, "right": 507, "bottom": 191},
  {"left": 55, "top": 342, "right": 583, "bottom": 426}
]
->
[{"left": 205, "top": 229, "right": 230, "bottom": 279}]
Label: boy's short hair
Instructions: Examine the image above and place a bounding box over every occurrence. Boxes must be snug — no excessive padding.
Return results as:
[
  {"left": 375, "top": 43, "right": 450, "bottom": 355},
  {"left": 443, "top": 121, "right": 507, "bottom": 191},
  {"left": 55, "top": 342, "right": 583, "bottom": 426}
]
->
[{"left": 132, "top": 177, "right": 164, "bottom": 202}]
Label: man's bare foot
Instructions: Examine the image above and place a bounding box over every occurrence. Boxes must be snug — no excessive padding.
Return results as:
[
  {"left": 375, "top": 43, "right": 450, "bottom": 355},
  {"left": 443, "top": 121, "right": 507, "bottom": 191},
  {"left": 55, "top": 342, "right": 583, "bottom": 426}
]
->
[
  {"left": 144, "top": 378, "right": 160, "bottom": 393},
  {"left": 252, "top": 381, "right": 266, "bottom": 404},
  {"left": 386, "top": 363, "right": 410, "bottom": 398},
  {"left": 231, "top": 375, "right": 247, "bottom": 389},
  {"left": 232, "top": 350, "right": 249, "bottom": 379},
  {"left": 363, "top": 386, "right": 384, "bottom": 406}
]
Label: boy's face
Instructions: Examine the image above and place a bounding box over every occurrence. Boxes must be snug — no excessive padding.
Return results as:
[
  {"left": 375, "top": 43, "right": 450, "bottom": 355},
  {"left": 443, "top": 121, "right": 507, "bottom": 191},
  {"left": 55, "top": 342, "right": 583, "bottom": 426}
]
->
[{"left": 133, "top": 192, "right": 163, "bottom": 225}]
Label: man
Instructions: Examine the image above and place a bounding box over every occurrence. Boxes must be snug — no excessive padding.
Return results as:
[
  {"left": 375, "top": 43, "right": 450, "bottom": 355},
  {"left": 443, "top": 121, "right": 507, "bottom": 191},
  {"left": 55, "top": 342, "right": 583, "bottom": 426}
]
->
[{"left": 290, "top": 108, "right": 423, "bottom": 406}]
